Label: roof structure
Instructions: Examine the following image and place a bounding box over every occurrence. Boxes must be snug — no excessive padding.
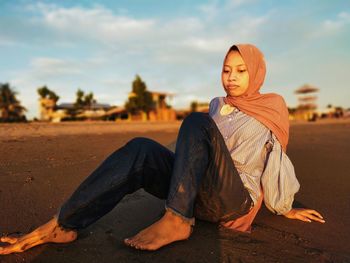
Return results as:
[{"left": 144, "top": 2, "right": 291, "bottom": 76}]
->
[
  {"left": 56, "top": 102, "right": 112, "bottom": 110},
  {"left": 294, "top": 84, "right": 319, "bottom": 94}
]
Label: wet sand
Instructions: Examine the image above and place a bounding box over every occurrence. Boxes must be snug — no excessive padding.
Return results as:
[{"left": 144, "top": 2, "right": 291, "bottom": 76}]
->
[{"left": 0, "top": 120, "right": 350, "bottom": 263}]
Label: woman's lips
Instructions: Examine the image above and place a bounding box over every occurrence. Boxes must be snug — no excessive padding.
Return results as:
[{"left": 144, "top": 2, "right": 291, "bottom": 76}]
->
[{"left": 227, "top": 84, "right": 240, "bottom": 89}]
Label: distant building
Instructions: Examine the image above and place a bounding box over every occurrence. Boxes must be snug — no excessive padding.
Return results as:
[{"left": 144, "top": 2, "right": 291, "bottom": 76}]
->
[
  {"left": 39, "top": 90, "right": 177, "bottom": 122},
  {"left": 291, "top": 84, "right": 319, "bottom": 121},
  {"left": 39, "top": 98, "right": 115, "bottom": 122},
  {"left": 316, "top": 106, "right": 345, "bottom": 119},
  {"left": 39, "top": 98, "right": 58, "bottom": 121},
  {"left": 126, "top": 90, "right": 177, "bottom": 121},
  {"left": 148, "top": 91, "right": 176, "bottom": 121}
]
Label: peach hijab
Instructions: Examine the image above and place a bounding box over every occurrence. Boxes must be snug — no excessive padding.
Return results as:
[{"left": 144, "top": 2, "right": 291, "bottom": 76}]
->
[{"left": 223, "top": 44, "right": 290, "bottom": 152}]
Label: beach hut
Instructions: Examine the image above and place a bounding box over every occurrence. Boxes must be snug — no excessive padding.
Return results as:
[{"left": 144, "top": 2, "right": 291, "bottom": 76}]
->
[{"left": 294, "top": 84, "right": 319, "bottom": 121}]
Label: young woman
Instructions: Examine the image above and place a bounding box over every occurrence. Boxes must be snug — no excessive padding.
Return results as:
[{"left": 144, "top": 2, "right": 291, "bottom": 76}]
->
[{"left": 0, "top": 43, "right": 325, "bottom": 254}]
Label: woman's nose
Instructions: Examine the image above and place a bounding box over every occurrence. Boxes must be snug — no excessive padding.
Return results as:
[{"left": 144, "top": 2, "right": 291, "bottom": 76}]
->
[{"left": 228, "top": 72, "right": 238, "bottom": 81}]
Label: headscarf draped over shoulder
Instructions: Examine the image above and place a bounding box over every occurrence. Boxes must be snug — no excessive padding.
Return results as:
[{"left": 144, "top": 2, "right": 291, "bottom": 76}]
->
[{"left": 223, "top": 44, "right": 290, "bottom": 152}]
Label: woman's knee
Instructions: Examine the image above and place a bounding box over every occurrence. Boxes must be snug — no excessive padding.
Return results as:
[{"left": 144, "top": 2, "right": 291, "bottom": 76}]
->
[
  {"left": 126, "top": 137, "right": 157, "bottom": 153},
  {"left": 182, "top": 112, "right": 212, "bottom": 129}
]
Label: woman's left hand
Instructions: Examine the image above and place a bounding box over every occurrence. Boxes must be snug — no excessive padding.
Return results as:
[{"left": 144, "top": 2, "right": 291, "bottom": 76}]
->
[{"left": 283, "top": 208, "right": 325, "bottom": 223}]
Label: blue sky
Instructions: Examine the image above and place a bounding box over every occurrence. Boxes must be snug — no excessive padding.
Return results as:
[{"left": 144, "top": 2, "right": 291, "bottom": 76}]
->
[{"left": 1, "top": 0, "right": 349, "bottom": 119}]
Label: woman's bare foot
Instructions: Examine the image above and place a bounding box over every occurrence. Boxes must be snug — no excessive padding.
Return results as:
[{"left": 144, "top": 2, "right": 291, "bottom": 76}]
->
[
  {"left": 0, "top": 217, "right": 77, "bottom": 255},
  {"left": 124, "top": 210, "right": 192, "bottom": 251}
]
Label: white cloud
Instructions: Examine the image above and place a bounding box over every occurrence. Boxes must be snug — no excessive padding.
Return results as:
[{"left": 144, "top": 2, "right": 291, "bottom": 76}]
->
[
  {"left": 197, "top": 1, "right": 220, "bottom": 20},
  {"left": 0, "top": 37, "right": 19, "bottom": 47},
  {"left": 27, "top": 2, "right": 269, "bottom": 54},
  {"left": 31, "top": 3, "right": 156, "bottom": 46},
  {"left": 228, "top": 15, "right": 268, "bottom": 41},
  {"left": 31, "top": 57, "right": 83, "bottom": 76},
  {"left": 324, "top": 12, "right": 350, "bottom": 31},
  {"left": 311, "top": 11, "right": 350, "bottom": 38},
  {"left": 225, "top": 0, "right": 257, "bottom": 8},
  {"left": 180, "top": 37, "right": 229, "bottom": 53},
  {"left": 160, "top": 17, "right": 203, "bottom": 35},
  {"left": 198, "top": 0, "right": 258, "bottom": 19}
]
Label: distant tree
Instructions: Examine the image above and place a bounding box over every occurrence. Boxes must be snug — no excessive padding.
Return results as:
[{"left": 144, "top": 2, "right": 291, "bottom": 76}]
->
[
  {"left": 0, "top": 83, "right": 26, "bottom": 122},
  {"left": 74, "top": 88, "right": 96, "bottom": 109},
  {"left": 125, "top": 75, "right": 154, "bottom": 115},
  {"left": 37, "top": 86, "right": 60, "bottom": 102},
  {"left": 75, "top": 89, "right": 85, "bottom": 109},
  {"left": 84, "top": 92, "right": 96, "bottom": 108}
]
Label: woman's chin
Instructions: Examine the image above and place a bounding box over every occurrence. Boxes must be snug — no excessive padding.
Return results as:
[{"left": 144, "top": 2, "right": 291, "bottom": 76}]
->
[{"left": 226, "top": 92, "right": 240, "bottom": 97}]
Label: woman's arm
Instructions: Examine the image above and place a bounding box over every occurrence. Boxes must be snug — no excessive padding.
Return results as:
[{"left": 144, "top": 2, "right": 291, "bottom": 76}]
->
[
  {"left": 261, "top": 134, "right": 300, "bottom": 215},
  {"left": 283, "top": 208, "right": 325, "bottom": 223},
  {"left": 261, "top": 134, "right": 325, "bottom": 224}
]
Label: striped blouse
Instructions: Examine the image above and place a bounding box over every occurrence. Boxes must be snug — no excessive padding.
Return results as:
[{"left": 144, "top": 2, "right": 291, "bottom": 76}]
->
[{"left": 209, "top": 97, "right": 300, "bottom": 215}]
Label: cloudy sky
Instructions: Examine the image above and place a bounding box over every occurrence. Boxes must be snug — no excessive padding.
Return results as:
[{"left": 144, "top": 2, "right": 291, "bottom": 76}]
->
[{"left": 1, "top": 0, "right": 349, "bottom": 119}]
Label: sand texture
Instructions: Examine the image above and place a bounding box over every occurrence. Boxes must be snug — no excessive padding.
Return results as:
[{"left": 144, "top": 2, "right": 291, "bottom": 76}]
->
[{"left": 0, "top": 120, "right": 350, "bottom": 263}]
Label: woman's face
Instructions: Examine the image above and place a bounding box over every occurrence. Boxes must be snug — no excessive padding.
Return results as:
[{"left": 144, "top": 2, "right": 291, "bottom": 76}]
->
[{"left": 221, "top": 50, "right": 249, "bottom": 97}]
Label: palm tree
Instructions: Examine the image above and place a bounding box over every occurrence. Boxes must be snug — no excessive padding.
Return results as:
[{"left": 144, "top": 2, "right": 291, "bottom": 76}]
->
[
  {"left": 37, "top": 86, "right": 60, "bottom": 102},
  {"left": 0, "top": 83, "right": 26, "bottom": 122},
  {"left": 74, "top": 89, "right": 96, "bottom": 110}
]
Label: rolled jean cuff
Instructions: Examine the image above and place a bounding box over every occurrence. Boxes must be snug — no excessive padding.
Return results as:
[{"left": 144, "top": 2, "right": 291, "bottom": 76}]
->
[
  {"left": 56, "top": 207, "right": 80, "bottom": 231},
  {"left": 165, "top": 205, "right": 195, "bottom": 226},
  {"left": 52, "top": 214, "right": 76, "bottom": 232}
]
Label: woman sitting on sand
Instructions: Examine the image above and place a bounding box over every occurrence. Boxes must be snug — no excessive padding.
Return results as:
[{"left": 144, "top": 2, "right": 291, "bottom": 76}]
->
[{"left": 0, "top": 44, "right": 325, "bottom": 254}]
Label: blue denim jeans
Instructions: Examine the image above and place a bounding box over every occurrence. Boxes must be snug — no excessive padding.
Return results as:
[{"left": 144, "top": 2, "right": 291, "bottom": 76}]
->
[{"left": 57, "top": 112, "right": 253, "bottom": 230}]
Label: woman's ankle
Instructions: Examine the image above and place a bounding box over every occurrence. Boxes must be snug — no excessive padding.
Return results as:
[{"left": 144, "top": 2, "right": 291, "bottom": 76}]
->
[{"left": 164, "top": 207, "right": 195, "bottom": 226}]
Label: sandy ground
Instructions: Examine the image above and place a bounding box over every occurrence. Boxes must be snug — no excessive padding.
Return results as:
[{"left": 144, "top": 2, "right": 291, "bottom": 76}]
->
[{"left": 0, "top": 119, "right": 350, "bottom": 263}]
